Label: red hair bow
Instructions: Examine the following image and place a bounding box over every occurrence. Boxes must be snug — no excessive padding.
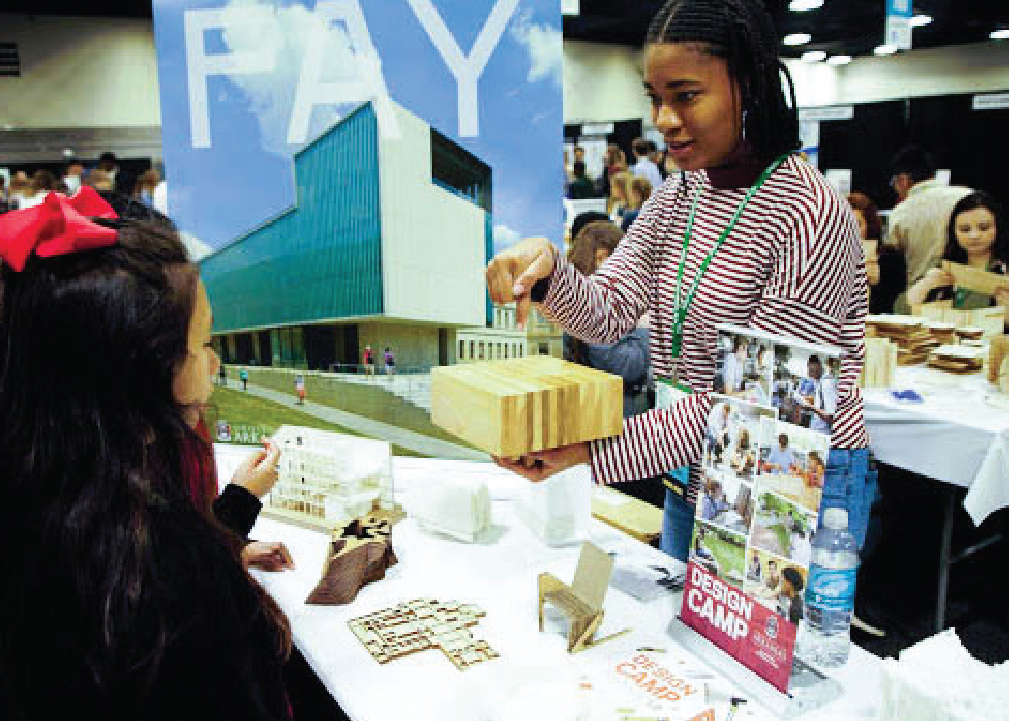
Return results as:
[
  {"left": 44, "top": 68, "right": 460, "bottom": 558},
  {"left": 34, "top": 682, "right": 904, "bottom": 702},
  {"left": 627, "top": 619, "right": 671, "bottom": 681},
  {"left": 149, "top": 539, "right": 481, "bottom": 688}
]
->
[{"left": 0, "top": 186, "right": 119, "bottom": 272}]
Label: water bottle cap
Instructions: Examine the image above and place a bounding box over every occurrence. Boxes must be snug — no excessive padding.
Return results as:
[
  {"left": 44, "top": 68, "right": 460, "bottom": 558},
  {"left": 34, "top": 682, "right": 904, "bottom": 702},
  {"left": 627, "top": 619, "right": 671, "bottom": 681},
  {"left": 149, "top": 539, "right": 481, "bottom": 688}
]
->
[{"left": 823, "top": 508, "right": 848, "bottom": 529}]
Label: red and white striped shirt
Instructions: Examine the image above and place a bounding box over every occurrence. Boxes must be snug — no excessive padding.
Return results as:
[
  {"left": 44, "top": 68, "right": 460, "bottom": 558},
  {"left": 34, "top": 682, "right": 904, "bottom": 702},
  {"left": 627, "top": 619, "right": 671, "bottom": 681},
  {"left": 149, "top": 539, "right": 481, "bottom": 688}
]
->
[{"left": 541, "top": 154, "right": 868, "bottom": 502}]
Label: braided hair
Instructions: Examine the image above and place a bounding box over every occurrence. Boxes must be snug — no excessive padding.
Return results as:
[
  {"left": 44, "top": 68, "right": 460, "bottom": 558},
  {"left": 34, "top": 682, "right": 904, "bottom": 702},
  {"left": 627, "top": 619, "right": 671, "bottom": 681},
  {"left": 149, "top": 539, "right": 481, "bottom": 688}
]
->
[{"left": 646, "top": 0, "right": 800, "bottom": 164}]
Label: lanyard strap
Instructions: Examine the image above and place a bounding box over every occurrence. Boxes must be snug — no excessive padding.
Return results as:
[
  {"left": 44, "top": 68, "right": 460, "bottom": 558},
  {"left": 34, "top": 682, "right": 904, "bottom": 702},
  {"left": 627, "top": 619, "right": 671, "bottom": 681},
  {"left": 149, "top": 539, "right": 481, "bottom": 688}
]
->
[{"left": 672, "top": 154, "right": 789, "bottom": 332}]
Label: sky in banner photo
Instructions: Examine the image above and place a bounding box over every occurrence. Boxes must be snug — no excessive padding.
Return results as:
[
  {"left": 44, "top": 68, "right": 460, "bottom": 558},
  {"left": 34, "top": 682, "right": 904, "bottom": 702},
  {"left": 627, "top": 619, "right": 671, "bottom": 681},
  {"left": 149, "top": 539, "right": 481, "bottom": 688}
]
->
[{"left": 151, "top": 0, "right": 564, "bottom": 256}]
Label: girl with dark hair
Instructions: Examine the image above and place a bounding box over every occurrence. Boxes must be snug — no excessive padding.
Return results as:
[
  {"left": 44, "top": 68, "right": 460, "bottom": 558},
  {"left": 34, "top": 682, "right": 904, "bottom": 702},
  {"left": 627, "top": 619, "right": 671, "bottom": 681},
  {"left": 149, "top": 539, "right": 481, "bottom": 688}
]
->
[
  {"left": 0, "top": 189, "right": 293, "bottom": 719},
  {"left": 487, "top": 0, "right": 870, "bottom": 558},
  {"left": 906, "top": 191, "right": 1009, "bottom": 326}
]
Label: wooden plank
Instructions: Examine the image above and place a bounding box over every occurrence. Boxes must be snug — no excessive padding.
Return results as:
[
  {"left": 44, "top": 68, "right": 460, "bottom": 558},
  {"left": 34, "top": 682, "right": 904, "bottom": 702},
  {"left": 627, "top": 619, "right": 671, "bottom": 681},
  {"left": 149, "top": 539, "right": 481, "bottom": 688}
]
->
[
  {"left": 591, "top": 488, "right": 664, "bottom": 544},
  {"left": 431, "top": 357, "right": 622, "bottom": 457},
  {"left": 942, "top": 261, "right": 1009, "bottom": 297}
]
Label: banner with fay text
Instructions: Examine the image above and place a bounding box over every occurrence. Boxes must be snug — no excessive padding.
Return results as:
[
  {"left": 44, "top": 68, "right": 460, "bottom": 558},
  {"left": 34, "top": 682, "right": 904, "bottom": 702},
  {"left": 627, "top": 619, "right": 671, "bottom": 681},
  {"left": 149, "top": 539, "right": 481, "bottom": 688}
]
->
[{"left": 150, "top": 0, "right": 563, "bottom": 255}]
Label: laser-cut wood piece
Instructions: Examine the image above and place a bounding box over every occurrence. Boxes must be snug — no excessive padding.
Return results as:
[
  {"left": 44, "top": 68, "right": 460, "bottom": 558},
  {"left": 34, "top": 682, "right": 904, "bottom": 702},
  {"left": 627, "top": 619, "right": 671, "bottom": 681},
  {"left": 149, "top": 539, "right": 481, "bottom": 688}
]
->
[
  {"left": 537, "top": 542, "right": 626, "bottom": 653},
  {"left": 305, "top": 514, "right": 397, "bottom": 605},
  {"left": 348, "top": 599, "right": 498, "bottom": 670},
  {"left": 430, "top": 357, "right": 622, "bottom": 457},
  {"left": 988, "top": 335, "right": 1009, "bottom": 385}
]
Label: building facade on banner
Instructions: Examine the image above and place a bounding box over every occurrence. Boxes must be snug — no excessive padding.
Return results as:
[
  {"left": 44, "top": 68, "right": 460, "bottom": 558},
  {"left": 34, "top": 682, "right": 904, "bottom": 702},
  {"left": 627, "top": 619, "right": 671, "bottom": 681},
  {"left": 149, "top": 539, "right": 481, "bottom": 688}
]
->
[
  {"left": 454, "top": 304, "right": 563, "bottom": 364},
  {"left": 202, "top": 100, "right": 494, "bottom": 371}
]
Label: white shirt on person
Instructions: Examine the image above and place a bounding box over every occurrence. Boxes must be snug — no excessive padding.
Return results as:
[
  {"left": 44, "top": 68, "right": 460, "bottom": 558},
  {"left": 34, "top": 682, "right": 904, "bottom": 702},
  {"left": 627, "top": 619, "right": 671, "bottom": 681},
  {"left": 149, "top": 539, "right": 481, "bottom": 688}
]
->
[
  {"left": 810, "top": 375, "right": 836, "bottom": 435},
  {"left": 632, "top": 158, "right": 663, "bottom": 190},
  {"left": 722, "top": 352, "right": 745, "bottom": 393}
]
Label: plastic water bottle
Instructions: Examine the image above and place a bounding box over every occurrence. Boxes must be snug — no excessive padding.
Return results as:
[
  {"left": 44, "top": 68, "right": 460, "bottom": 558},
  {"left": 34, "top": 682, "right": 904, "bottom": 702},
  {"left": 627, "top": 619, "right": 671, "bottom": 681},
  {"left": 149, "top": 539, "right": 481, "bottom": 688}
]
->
[{"left": 797, "top": 508, "right": 858, "bottom": 667}]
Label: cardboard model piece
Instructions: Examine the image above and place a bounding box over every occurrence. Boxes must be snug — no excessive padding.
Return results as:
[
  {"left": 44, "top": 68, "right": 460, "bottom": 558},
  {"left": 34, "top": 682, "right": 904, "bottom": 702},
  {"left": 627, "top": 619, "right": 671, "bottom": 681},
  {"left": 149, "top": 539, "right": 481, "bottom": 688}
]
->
[
  {"left": 538, "top": 541, "right": 626, "bottom": 653},
  {"left": 306, "top": 514, "right": 397, "bottom": 605},
  {"left": 349, "top": 599, "right": 498, "bottom": 670},
  {"left": 430, "top": 356, "right": 622, "bottom": 457}
]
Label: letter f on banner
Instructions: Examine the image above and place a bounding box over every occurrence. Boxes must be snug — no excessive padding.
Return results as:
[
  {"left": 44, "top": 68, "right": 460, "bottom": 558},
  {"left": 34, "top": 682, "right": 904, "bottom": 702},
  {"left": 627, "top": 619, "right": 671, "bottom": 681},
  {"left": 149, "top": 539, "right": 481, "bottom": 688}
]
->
[
  {"left": 407, "top": 0, "right": 520, "bottom": 138},
  {"left": 288, "top": 0, "right": 400, "bottom": 143},
  {"left": 185, "top": 8, "right": 277, "bottom": 149}
]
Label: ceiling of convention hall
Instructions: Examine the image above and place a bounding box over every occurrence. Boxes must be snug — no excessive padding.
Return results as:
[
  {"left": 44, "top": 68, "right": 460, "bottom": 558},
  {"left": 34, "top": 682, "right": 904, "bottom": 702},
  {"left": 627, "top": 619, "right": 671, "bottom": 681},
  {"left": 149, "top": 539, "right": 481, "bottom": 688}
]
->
[{"left": 6, "top": 0, "right": 1009, "bottom": 61}]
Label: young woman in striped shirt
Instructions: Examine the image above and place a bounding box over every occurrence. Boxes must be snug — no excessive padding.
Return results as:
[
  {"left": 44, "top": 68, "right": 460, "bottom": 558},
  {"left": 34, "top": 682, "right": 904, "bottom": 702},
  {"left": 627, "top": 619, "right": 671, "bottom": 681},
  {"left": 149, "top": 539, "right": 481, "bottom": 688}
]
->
[{"left": 487, "top": 0, "right": 871, "bottom": 558}]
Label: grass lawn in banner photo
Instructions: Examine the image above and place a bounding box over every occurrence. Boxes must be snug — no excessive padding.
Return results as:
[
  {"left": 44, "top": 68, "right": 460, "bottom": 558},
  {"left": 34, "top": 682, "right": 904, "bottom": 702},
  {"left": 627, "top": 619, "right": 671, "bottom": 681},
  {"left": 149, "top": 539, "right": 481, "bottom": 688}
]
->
[{"left": 205, "top": 386, "right": 426, "bottom": 458}]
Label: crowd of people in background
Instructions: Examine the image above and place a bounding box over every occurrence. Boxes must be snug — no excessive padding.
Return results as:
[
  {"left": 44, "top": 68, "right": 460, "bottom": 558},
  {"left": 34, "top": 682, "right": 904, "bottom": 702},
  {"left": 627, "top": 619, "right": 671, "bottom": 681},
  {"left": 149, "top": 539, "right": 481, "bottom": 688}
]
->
[{"left": 0, "top": 151, "right": 165, "bottom": 217}]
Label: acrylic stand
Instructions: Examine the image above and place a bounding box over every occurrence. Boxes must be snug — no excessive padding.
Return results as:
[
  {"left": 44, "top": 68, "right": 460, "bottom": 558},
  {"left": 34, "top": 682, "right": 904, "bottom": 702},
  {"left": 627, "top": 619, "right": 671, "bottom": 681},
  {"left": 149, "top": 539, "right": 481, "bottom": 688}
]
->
[{"left": 667, "top": 616, "right": 843, "bottom": 718}]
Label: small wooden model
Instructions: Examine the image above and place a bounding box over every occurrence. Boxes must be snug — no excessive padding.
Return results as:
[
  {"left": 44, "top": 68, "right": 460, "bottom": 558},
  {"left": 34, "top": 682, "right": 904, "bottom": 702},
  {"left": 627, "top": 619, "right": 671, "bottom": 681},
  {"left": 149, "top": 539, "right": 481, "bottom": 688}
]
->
[
  {"left": 865, "top": 315, "right": 933, "bottom": 365},
  {"left": 988, "top": 335, "right": 1009, "bottom": 386},
  {"left": 349, "top": 599, "right": 498, "bottom": 670},
  {"left": 861, "top": 337, "right": 897, "bottom": 389},
  {"left": 431, "top": 356, "right": 623, "bottom": 457},
  {"left": 306, "top": 514, "right": 397, "bottom": 605},
  {"left": 538, "top": 542, "right": 626, "bottom": 653},
  {"left": 927, "top": 344, "right": 986, "bottom": 374}
]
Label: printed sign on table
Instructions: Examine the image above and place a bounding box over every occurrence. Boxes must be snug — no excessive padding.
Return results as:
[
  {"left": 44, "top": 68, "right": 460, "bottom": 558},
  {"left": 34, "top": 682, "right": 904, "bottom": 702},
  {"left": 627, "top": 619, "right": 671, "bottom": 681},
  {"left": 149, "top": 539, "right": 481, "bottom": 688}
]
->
[{"left": 680, "top": 324, "right": 841, "bottom": 692}]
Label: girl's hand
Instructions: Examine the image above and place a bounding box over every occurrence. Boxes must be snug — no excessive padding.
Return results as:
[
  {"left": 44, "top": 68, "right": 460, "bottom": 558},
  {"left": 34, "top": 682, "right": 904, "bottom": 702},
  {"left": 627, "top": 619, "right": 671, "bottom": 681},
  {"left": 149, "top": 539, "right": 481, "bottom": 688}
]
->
[
  {"left": 242, "top": 541, "right": 294, "bottom": 572},
  {"left": 924, "top": 267, "right": 955, "bottom": 289},
  {"left": 493, "top": 442, "right": 591, "bottom": 482},
  {"left": 485, "top": 237, "right": 558, "bottom": 328},
  {"left": 231, "top": 438, "right": 281, "bottom": 498}
]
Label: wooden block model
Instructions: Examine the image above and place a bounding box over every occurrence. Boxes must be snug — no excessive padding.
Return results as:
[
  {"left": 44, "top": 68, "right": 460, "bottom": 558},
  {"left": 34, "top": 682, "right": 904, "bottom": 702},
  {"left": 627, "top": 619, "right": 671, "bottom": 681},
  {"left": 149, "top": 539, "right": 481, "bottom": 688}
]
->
[
  {"left": 349, "top": 599, "right": 498, "bottom": 670},
  {"left": 928, "top": 344, "right": 986, "bottom": 375},
  {"left": 431, "top": 357, "right": 623, "bottom": 457},
  {"left": 861, "top": 337, "right": 897, "bottom": 389}
]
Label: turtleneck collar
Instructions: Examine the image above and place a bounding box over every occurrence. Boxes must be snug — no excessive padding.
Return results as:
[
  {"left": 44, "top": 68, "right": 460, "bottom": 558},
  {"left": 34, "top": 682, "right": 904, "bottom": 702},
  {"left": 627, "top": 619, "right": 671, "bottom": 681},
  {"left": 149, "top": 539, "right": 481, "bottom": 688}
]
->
[{"left": 706, "top": 141, "right": 769, "bottom": 190}]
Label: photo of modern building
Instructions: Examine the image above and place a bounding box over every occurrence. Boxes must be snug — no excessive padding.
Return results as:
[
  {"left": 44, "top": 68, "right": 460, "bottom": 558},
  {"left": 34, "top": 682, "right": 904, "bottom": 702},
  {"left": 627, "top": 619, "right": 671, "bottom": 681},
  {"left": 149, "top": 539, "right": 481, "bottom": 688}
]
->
[{"left": 201, "top": 100, "right": 494, "bottom": 371}]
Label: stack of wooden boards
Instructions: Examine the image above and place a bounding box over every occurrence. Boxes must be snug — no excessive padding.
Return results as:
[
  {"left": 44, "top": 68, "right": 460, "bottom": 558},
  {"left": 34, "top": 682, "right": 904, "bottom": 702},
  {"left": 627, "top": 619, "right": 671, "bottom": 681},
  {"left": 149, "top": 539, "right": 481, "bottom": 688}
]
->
[
  {"left": 866, "top": 315, "right": 935, "bottom": 365},
  {"left": 431, "top": 357, "right": 623, "bottom": 457},
  {"left": 927, "top": 344, "right": 986, "bottom": 374}
]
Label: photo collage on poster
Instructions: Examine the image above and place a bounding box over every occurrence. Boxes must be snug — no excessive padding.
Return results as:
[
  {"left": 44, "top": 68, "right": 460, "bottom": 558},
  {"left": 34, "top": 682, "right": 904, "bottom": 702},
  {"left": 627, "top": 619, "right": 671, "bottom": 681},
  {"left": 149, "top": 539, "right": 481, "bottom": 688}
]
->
[{"left": 682, "top": 324, "right": 842, "bottom": 690}]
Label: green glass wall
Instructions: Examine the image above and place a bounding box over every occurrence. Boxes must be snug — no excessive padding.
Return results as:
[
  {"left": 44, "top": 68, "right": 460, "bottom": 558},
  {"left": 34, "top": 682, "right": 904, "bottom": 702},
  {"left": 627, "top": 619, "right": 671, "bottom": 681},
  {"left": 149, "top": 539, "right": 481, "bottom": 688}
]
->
[{"left": 201, "top": 104, "right": 384, "bottom": 333}]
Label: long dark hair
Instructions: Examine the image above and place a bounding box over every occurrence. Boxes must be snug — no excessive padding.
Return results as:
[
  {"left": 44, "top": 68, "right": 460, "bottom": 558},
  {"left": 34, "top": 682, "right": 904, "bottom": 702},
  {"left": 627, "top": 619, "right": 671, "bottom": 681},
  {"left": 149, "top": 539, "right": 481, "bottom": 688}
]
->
[
  {"left": 646, "top": 0, "right": 801, "bottom": 164},
  {"left": 942, "top": 190, "right": 1007, "bottom": 266},
  {"left": 0, "top": 221, "right": 289, "bottom": 700}
]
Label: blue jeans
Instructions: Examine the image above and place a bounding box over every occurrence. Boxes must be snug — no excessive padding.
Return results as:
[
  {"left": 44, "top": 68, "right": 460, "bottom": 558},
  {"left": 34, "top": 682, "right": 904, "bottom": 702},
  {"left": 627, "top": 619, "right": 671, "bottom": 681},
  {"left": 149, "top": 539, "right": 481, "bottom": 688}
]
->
[
  {"left": 820, "top": 448, "right": 877, "bottom": 551},
  {"left": 660, "top": 467, "right": 694, "bottom": 562}
]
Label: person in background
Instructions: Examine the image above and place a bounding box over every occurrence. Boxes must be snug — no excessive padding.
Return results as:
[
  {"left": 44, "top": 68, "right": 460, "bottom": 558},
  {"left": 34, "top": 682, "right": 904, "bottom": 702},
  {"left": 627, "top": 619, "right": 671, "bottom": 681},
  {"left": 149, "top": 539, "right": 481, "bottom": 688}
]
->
[
  {"left": 598, "top": 143, "right": 628, "bottom": 199},
  {"left": 20, "top": 170, "right": 59, "bottom": 209},
  {"left": 0, "top": 175, "right": 10, "bottom": 214},
  {"left": 134, "top": 168, "right": 162, "bottom": 206},
  {"left": 219, "top": 363, "right": 227, "bottom": 386},
  {"left": 62, "top": 160, "right": 85, "bottom": 195},
  {"left": 765, "top": 433, "right": 796, "bottom": 474},
  {"left": 906, "top": 191, "right": 1009, "bottom": 328},
  {"left": 849, "top": 191, "right": 906, "bottom": 314},
  {"left": 799, "top": 355, "right": 835, "bottom": 435},
  {"left": 0, "top": 191, "right": 293, "bottom": 718},
  {"left": 764, "top": 559, "right": 781, "bottom": 593},
  {"left": 885, "top": 145, "right": 971, "bottom": 305},
  {"left": 295, "top": 373, "right": 306, "bottom": 403},
  {"left": 699, "top": 478, "right": 730, "bottom": 521},
  {"left": 721, "top": 336, "right": 747, "bottom": 395},
  {"left": 240, "top": 366, "right": 249, "bottom": 391},
  {"left": 778, "top": 567, "right": 805, "bottom": 624},
  {"left": 621, "top": 176, "right": 654, "bottom": 232},
  {"left": 384, "top": 347, "right": 396, "bottom": 377},
  {"left": 85, "top": 168, "right": 114, "bottom": 193},
  {"left": 363, "top": 344, "right": 376, "bottom": 377},
  {"left": 747, "top": 551, "right": 762, "bottom": 581},
  {"left": 565, "top": 221, "right": 650, "bottom": 418},
  {"left": 606, "top": 170, "right": 633, "bottom": 225},
  {"left": 567, "top": 161, "right": 597, "bottom": 200},
  {"left": 569, "top": 210, "right": 610, "bottom": 245},
  {"left": 631, "top": 136, "right": 664, "bottom": 190}
]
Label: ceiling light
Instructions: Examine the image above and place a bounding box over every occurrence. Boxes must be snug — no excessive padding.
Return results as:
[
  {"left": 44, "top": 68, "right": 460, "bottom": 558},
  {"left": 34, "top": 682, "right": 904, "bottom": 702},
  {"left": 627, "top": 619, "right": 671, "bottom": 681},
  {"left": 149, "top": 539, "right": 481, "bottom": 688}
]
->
[
  {"left": 874, "top": 44, "right": 898, "bottom": 56},
  {"left": 991, "top": 29, "right": 1009, "bottom": 40},
  {"left": 910, "top": 14, "right": 932, "bottom": 28},
  {"left": 783, "top": 33, "right": 812, "bottom": 46},
  {"left": 827, "top": 55, "right": 853, "bottom": 66},
  {"left": 789, "top": 0, "right": 824, "bottom": 10},
  {"left": 801, "top": 50, "right": 827, "bottom": 63}
]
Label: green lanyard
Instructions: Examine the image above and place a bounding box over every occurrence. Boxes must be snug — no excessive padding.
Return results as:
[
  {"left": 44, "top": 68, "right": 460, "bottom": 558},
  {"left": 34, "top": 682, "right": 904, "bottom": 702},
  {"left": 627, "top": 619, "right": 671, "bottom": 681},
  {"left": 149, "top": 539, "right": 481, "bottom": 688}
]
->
[{"left": 669, "top": 154, "right": 789, "bottom": 362}]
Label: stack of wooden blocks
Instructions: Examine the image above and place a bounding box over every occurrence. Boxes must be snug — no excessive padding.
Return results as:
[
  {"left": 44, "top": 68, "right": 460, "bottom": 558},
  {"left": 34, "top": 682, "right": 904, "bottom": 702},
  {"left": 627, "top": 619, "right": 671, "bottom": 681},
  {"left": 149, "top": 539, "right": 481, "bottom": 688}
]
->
[
  {"left": 861, "top": 336, "right": 897, "bottom": 389},
  {"left": 923, "top": 320, "right": 957, "bottom": 346},
  {"left": 988, "top": 335, "right": 1009, "bottom": 390},
  {"left": 927, "top": 344, "right": 986, "bottom": 374},
  {"left": 866, "top": 315, "right": 934, "bottom": 365},
  {"left": 431, "top": 357, "right": 623, "bottom": 457}
]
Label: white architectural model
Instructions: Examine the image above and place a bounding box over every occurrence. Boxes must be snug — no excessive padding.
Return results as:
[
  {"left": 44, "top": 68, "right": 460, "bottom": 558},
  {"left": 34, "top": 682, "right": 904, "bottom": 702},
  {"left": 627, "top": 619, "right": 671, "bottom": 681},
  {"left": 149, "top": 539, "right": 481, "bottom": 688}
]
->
[
  {"left": 412, "top": 478, "right": 492, "bottom": 542},
  {"left": 267, "top": 425, "right": 396, "bottom": 527}
]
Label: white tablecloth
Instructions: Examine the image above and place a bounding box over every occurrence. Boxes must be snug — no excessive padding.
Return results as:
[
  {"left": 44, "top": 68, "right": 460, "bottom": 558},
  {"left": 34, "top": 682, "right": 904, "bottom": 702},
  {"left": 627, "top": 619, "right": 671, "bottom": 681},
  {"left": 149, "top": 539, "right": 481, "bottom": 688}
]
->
[
  {"left": 862, "top": 366, "right": 1009, "bottom": 524},
  {"left": 214, "top": 450, "right": 882, "bottom": 721}
]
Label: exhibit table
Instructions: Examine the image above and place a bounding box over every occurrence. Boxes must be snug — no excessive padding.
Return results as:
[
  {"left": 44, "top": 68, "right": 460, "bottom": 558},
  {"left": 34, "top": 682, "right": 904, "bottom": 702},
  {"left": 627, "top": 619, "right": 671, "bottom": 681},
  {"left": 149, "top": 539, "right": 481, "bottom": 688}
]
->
[
  {"left": 215, "top": 449, "right": 883, "bottom": 721},
  {"left": 862, "top": 365, "right": 1009, "bottom": 630}
]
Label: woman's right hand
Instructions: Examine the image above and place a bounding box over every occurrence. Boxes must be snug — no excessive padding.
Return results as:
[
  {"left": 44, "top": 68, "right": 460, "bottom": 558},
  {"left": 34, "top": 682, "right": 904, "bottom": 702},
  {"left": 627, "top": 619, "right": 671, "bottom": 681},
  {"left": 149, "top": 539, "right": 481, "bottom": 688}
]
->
[
  {"left": 925, "top": 267, "right": 956, "bottom": 290},
  {"left": 231, "top": 438, "right": 281, "bottom": 498},
  {"left": 486, "top": 237, "right": 557, "bottom": 327}
]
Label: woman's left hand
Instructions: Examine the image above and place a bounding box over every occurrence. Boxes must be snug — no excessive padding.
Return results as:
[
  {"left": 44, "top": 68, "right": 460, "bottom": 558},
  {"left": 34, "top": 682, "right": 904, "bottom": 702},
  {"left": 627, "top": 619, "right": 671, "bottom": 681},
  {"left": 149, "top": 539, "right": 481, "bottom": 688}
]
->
[
  {"left": 242, "top": 541, "right": 295, "bottom": 572},
  {"left": 995, "top": 286, "right": 1009, "bottom": 310},
  {"left": 494, "top": 442, "right": 591, "bottom": 482}
]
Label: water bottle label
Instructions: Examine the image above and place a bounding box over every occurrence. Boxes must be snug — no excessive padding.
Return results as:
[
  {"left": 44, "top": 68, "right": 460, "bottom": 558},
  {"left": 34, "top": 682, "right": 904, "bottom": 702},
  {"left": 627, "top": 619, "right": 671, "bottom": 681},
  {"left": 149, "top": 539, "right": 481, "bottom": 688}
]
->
[{"left": 806, "top": 567, "right": 855, "bottom": 612}]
